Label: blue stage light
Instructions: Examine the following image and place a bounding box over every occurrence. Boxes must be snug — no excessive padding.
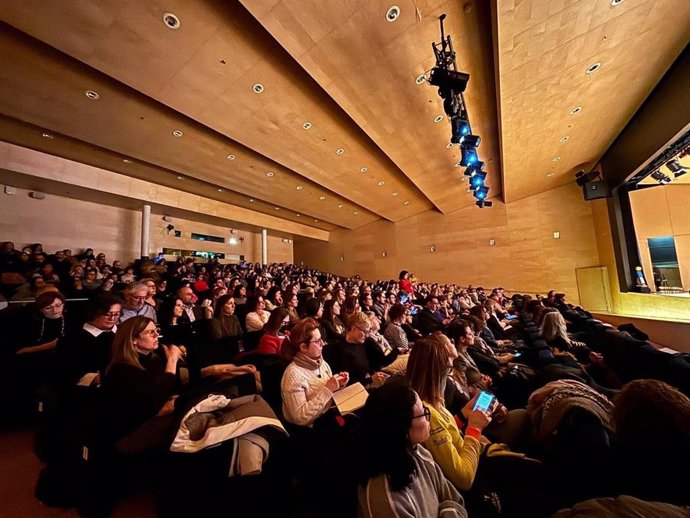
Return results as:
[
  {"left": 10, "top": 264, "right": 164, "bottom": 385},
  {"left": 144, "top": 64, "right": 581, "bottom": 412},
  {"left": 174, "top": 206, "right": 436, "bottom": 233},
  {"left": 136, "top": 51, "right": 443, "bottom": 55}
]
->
[
  {"left": 464, "top": 161, "right": 484, "bottom": 177},
  {"left": 474, "top": 185, "right": 489, "bottom": 200},
  {"left": 460, "top": 147, "right": 478, "bottom": 167},
  {"left": 470, "top": 171, "right": 486, "bottom": 190}
]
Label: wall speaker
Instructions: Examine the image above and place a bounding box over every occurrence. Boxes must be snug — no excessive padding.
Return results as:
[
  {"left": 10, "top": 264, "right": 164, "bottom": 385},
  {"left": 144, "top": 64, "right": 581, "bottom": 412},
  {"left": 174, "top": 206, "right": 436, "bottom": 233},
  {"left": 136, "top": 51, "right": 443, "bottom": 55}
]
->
[{"left": 582, "top": 181, "right": 611, "bottom": 201}]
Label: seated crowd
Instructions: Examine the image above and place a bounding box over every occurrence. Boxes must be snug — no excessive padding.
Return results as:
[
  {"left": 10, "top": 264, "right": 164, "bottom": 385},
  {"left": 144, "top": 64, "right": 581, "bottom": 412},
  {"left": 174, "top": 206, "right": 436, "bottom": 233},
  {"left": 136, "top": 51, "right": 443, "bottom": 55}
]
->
[{"left": 1, "top": 240, "right": 689, "bottom": 517}]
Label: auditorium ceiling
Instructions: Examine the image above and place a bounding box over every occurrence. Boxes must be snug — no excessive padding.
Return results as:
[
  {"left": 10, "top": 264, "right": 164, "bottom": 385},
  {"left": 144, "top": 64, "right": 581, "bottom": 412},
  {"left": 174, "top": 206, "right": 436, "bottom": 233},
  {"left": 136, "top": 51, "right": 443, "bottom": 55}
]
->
[{"left": 0, "top": 0, "right": 688, "bottom": 231}]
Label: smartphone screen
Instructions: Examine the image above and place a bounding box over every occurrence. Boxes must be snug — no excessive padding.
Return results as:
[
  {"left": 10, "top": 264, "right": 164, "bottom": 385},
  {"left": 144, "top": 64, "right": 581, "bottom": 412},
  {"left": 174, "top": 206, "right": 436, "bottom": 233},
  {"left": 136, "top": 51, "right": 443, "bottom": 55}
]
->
[
  {"left": 473, "top": 391, "right": 495, "bottom": 413},
  {"left": 513, "top": 352, "right": 522, "bottom": 358}
]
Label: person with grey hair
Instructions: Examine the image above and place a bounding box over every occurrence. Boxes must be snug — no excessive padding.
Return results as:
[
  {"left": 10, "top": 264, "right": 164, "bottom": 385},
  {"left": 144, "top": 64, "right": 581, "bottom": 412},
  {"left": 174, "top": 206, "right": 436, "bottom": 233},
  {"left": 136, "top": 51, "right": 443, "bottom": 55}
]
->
[{"left": 119, "top": 282, "right": 157, "bottom": 323}]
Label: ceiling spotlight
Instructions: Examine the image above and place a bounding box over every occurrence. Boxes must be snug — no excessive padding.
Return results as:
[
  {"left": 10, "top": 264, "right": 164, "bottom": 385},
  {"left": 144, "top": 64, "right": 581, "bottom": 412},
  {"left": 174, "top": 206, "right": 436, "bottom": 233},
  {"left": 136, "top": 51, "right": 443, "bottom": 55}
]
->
[
  {"left": 385, "top": 5, "right": 401, "bottom": 22},
  {"left": 296, "top": 213, "right": 301, "bottom": 217},
  {"left": 560, "top": 135, "right": 570, "bottom": 142},
  {"left": 336, "top": 148, "right": 345, "bottom": 155},
  {"left": 415, "top": 74, "right": 426, "bottom": 85},
  {"left": 275, "top": 207, "right": 280, "bottom": 210},
  {"left": 177, "top": 176, "right": 184, "bottom": 180},
  {"left": 666, "top": 159, "right": 687, "bottom": 178},
  {"left": 85, "top": 90, "right": 100, "bottom": 100},
  {"left": 546, "top": 172, "right": 554, "bottom": 177},
  {"left": 360, "top": 167, "right": 368, "bottom": 173},
  {"left": 252, "top": 83, "right": 265, "bottom": 94},
  {"left": 319, "top": 196, "right": 326, "bottom": 200},
  {"left": 392, "top": 192, "right": 399, "bottom": 196},
  {"left": 552, "top": 156, "right": 561, "bottom": 162},
  {"left": 353, "top": 211, "right": 359, "bottom": 215},
  {"left": 450, "top": 117, "right": 472, "bottom": 144},
  {"left": 464, "top": 161, "right": 485, "bottom": 177},
  {"left": 249, "top": 198, "right": 255, "bottom": 202},
  {"left": 314, "top": 219, "right": 319, "bottom": 223},
  {"left": 460, "top": 147, "right": 478, "bottom": 167},
  {"left": 611, "top": 0, "right": 624, "bottom": 5},
  {"left": 42, "top": 132, "right": 54, "bottom": 139},
  {"left": 123, "top": 159, "right": 132, "bottom": 164},
  {"left": 403, "top": 201, "right": 410, "bottom": 205},
  {"left": 570, "top": 106, "right": 582, "bottom": 115},
  {"left": 172, "top": 130, "right": 183, "bottom": 137},
  {"left": 434, "top": 115, "right": 444, "bottom": 123},
  {"left": 585, "top": 62, "right": 602, "bottom": 74},
  {"left": 266, "top": 172, "right": 274, "bottom": 177},
  {"left": 217, "top": 188, "right": 223, "bottom": 192},
  {"left": 296, "top": 185, "right": 303, "bottom": 190},
  {"left": 337, "top": 204, "right": 343, "bottom": 208},
  {"left": 470, "top": 171, "right": 487, "bottom": 190},
  {"left": 303, "top": 122, "right": 312, "bottom": 130},
  {"left": 474, "top": 185, "right": 490, "bottom": 200},
  {"left": 378, "top": 181, "right": 385, "bottom": 186},
  {"left": 651, "top": 170, "right": 671, "bottom": 184},
  {"left": 163, "top": 12, "right": 180, "bottom": 29},
  {"left": 227, "top": 154, "right": 235, "bottom": 160}
]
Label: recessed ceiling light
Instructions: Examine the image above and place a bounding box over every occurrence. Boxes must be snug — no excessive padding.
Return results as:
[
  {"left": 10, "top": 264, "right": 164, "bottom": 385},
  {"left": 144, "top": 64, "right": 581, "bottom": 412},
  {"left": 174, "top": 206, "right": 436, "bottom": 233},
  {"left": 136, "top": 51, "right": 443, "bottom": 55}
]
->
[
  {"left": 546, "top": 172, "right": 554, "bottom": 177},
  {"left": 360, "top": 167, "right": 368, "bottom": 173},
  {"left": 275, "top": 207, "right": 280, "bottom": 211},
  {"left": 434, "top": 115, "right": 444, "bottom": 123},
  {"left": 252, "top": 83, "right": 265, "bottom": 94},
  {"left": 296, "top": 185, "right": 303, "bottom": 190},
  {"left": 378, "top": 181, "right": 385, "bottom": 186},
  {"left": 415, "top": 74, "right": 426, "bottom": 85},
  {"left": 392, "top": 192, "right": 399, "bottom": 196},
  {"left": 585, "top": 62, "right": 601, "bottom": 74},
  {"left": 85, "top": 90, "right": 99, "bottom": 100},
  {"left": 217, "top": 188, "right": 223, "bottom": 192},
  {"left": 446, "top": 143, "right": 454, "bottom": 149},
  {"left": 560, "top": 135, "right": 570, "bottom": 142},
  {"left": 314, "top": 219, "right": 319, "bottom": 223},
  {"left": 337, "top": 204, "right": 343, "bottom": 209},
  {"left": 570, "top": 106, "right": 582, "bottom": 115},
  {"left": 249, "top": 198, "right": 255, "bottom": 202},
  {"left": 227, "top": 154, "right": 235, "bottom": 160},
  {"left": 353, "top": 211, "right": 359, "bottom": 215},
  {"left": 303, "top": 122, "right": 312, "bottom": 130},
  {"left": 42, "top": 132, "right": 54, "bottom": 139},
  {"left": 163, "top": 12, "right": 180, "bottom": 29},
  {"left": 552, "top": 157, "right": 561, "bottom": 162},
  {"left": 296, "top": 213, "right": 301, "bottom": 217},
  {"left": 385, "top": 5, "right": 401, "bottom": 22},
  {"left": 403, "top": 201, "right": 411, "bottom": 205},
  {"left": 336, "top": 148, "right": 345, "bottom": 155},
  {"left": 319, "top": 196, "right": 326, "bottom": 200},
  {"left": 172, "top": 130, "right": 183, "bottom": 137},
  {"left": 177, "top": 176, "right": 184, "bottom": 180},
  {"left": 123, "top": 159, "right": 132, "bottom": 164},
  {"left": 611, "top": 0, "right": 624, "bottom": 5},
  {"left": 266, "top": 172, "right": 274, "bottom": 177}
]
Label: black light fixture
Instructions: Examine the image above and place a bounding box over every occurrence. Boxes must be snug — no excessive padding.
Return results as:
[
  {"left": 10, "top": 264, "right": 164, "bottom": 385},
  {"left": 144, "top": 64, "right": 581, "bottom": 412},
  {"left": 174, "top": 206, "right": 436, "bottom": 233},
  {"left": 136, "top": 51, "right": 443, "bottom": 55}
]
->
[
  {"left": 666, "top": 159, "right": 687, "bottom": 178},
  {"left": 575, "top": 169, "right": 600, "bottom": 186},
  {"left": 429, "top": 67, "right": 470, "bottom": 93},
  {"left": 166, "top": 224, "right": 175, "bottom": 233},
  {"left": 464, "top": 161, "right": 484, "bottom": 177},
  {"left": 651, "top": 170, "right": 672, "bottom": 184}
]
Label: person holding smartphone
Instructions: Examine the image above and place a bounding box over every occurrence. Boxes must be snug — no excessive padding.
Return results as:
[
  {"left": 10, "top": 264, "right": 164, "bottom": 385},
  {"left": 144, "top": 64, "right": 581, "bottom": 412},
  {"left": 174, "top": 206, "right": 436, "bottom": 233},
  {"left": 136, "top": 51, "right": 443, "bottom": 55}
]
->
[{"left": 406, "top": 335, "right": 491, "bottom": 492}]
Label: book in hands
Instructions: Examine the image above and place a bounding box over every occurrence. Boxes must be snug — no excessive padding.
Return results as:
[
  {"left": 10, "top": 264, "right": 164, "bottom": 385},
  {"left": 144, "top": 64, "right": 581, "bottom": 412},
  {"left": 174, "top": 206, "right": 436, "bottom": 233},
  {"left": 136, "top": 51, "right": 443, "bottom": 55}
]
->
[{"left": 332, "top": 382, "right": 368, "bottom": 415}]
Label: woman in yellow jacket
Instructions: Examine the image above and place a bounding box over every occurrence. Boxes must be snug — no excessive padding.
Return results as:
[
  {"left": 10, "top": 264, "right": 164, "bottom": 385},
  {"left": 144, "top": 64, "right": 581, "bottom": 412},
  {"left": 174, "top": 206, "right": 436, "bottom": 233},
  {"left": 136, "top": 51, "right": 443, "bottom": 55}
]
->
[{"left": 406, "top": 334, "right": 492, "bottom": 492}]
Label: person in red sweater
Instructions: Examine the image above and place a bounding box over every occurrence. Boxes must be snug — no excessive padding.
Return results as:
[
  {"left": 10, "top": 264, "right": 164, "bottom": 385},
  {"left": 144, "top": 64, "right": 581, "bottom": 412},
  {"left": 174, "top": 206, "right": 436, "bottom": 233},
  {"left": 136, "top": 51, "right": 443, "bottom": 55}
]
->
[
  {"left": 399, "top": 270, "right": 415, "bottom": 296},
  {"left": 256, "top": 307, "right": 290, "bottom": 355}
]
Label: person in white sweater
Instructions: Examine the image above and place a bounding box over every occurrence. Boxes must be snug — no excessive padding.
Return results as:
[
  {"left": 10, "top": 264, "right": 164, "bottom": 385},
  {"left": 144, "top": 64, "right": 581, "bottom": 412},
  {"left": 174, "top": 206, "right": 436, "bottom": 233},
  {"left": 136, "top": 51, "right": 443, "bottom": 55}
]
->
[
  {"left": 280, "top": 317, "right": 349, "bottom": 427},
  {"left": 357, "top": 382, "right": 467, "bottom": 518}
]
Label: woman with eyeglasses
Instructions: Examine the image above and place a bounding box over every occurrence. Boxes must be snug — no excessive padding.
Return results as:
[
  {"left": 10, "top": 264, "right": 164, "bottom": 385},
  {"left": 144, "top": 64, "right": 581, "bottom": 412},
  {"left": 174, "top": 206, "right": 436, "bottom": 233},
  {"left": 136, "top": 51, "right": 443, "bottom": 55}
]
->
[
  {"left": 280, "top": 317, "right": 348, "bottom": 427},
  {"left": 406, "top": 335, "right": 490, "bottom": 492},
  {"left": 102, "top": 316, "right": 185, "bottom": 442},
  {"left": 357, "top": 382, "right": 467, "bottom": 518},
  {"left": 326, "top": 312, "right": 389, "bottom": 388},
  {"left": 57, "top": 295, "right": 122, "bottom": 386}
]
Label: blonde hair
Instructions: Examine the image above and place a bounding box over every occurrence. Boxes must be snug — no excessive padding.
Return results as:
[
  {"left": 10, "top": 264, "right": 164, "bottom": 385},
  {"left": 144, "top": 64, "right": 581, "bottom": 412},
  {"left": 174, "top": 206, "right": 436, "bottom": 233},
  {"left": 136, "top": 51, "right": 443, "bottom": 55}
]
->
[
  {"left": 406, "top": 335, "right": 450, "bottom": 409},
  {"left": 107, "top": 316, "right": 152, "bottom": 373},
  {"left": 346, "top": 311, "right": 370, "bottom": 330},
  {"left": 539, "top": 311, "right": 569, "bottom": 343}
]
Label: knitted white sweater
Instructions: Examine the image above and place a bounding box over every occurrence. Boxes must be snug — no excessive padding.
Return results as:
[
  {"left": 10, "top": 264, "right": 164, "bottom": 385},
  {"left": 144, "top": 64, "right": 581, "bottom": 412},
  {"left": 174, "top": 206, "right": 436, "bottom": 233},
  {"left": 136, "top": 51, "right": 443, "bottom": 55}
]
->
[{"left": 280, "top": 360, "right": 334, "bottom": 427}]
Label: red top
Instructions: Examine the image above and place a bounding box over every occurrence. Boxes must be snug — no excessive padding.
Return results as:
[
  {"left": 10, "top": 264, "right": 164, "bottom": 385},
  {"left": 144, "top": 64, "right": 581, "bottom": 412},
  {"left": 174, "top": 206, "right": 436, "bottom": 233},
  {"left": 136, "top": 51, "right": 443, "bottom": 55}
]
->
[
  {"left": 256, "top": 333, "right": 285, "bottom": 356},
  {"left": 399, "top": 279, "right": 414, "bottom": 295}
]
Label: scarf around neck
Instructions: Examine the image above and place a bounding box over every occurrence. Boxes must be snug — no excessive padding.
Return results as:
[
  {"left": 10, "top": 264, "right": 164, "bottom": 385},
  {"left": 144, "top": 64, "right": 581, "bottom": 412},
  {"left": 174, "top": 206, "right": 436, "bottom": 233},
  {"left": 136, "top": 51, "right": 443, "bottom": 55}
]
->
[{"left": 293, "top": 351, "right": 323, "bottom": 371}]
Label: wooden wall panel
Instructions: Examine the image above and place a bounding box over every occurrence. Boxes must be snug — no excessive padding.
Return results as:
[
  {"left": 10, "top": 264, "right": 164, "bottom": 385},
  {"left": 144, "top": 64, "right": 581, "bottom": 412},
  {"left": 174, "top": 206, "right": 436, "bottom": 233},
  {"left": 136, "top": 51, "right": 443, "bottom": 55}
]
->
[
  {"left": 295, "top": 183, "right": 600, "bottom": 302},
  {"left": 629, "top": 187, "right": 673, "bottom": 239}
]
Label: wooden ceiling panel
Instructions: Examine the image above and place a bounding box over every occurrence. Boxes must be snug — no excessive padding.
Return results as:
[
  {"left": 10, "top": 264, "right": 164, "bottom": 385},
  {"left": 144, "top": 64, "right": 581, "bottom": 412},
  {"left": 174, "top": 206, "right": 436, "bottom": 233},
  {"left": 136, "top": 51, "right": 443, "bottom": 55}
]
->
[
  {"left": 0, "top": 0, "right": 431, "bottom": 221},
  {"left": 495, "top": 0, "right": 690, "bottom": 201},
  {"left": 242, "top": 0, "right": 504, "bottom": 213},
  {"left": 0, "top": 24, "right": 376, "bottom": 229}
]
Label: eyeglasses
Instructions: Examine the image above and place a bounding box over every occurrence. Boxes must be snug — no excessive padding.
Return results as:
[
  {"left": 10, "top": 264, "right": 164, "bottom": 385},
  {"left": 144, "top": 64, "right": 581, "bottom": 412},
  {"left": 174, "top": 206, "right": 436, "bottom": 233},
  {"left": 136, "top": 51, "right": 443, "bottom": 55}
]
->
[
  {"left": 139, "top": 328, "right": 160, "bottom": 337},
  {"left": 355, "top": 325, "right": 371, "bottom": 334},
  {"left": 412, "top": 406, "right": 431, "bottom": 422},
  {"left": 130, "top": 295, "right": 147, "bottom": 301},
  {"left": 308, "top": 337, "right": 325, "bottom": 345},
  {"left": 104, "top": 311, "right": 121, "bottom": 319},
  {"left": 43, "top": 302, "right": 64, "bottom": 311}
]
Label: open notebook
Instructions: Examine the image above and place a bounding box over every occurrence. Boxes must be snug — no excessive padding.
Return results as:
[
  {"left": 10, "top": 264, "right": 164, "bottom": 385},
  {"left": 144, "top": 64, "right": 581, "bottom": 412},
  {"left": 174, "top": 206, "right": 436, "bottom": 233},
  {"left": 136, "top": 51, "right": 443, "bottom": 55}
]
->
[{"left": 332, "top": 382, "right": 368, "bottom": 415}]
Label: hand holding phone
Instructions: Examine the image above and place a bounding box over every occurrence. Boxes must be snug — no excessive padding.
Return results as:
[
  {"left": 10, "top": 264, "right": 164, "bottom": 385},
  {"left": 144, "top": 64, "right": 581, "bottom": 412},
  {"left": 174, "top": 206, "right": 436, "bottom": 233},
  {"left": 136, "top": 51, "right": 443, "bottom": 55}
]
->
[{"left": 473, "top": 391, "right": 496, "bottom": 413}]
